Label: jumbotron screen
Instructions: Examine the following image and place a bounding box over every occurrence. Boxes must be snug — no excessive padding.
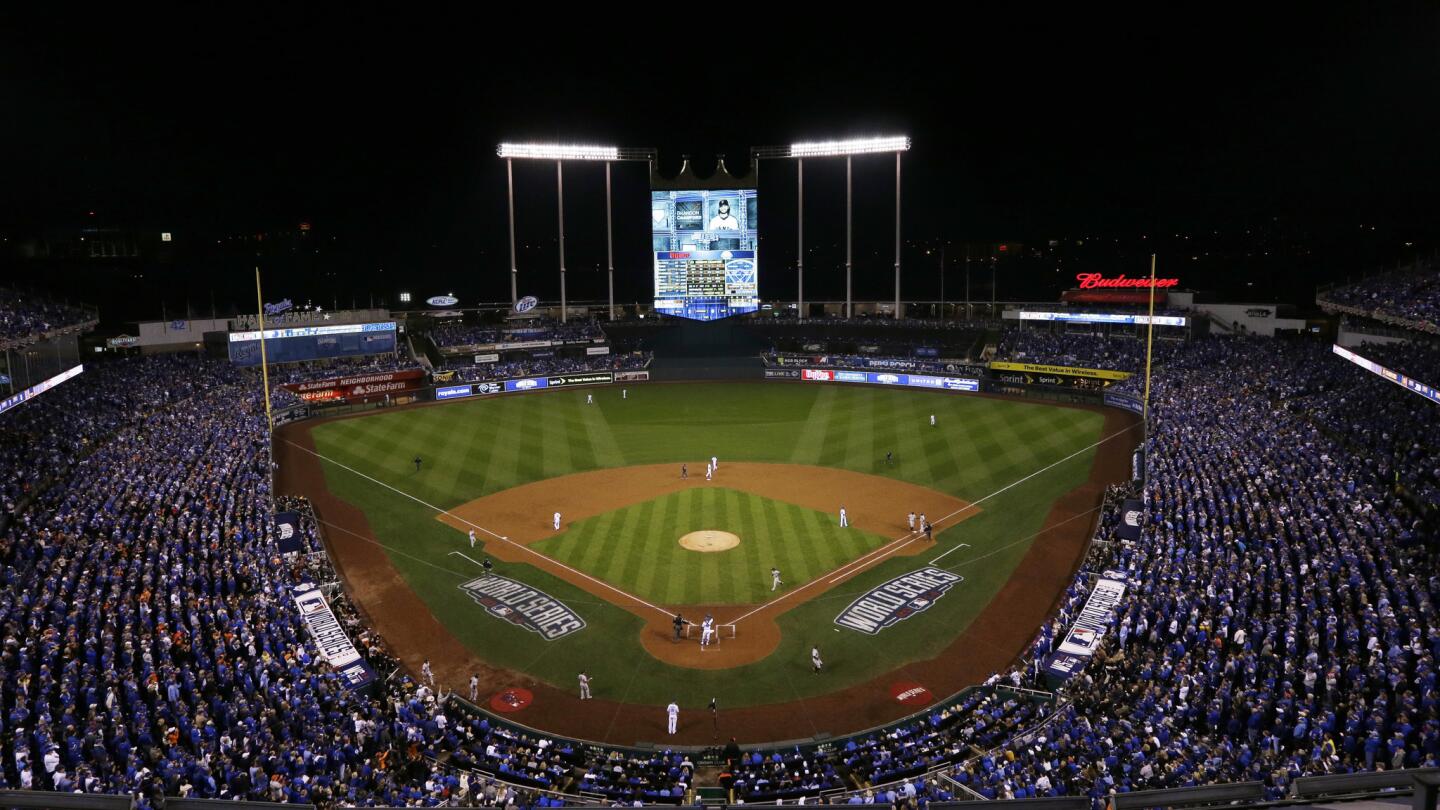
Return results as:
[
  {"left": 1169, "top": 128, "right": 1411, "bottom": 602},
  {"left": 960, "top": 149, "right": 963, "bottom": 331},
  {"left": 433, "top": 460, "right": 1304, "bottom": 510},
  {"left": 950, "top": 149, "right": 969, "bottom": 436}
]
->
[{"left": 652, "top": 189, "right": 758, "bottom": 320}]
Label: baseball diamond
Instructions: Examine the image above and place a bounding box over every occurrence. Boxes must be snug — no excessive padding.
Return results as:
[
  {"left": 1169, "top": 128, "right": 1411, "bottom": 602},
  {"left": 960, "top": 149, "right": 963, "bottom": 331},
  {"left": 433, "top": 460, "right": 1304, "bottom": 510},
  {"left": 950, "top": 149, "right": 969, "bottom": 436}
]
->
[{"left": 277, "top": 380, "right": 1137, "bottom": 743}]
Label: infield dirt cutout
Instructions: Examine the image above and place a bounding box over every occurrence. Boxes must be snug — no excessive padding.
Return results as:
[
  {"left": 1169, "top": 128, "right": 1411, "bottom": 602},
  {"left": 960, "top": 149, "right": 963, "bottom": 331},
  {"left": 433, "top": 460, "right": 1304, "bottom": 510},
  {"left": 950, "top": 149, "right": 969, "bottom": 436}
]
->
[
  {"left": 679, "top": 530, "right": 741, "bottom": 552},
  {"left": 436, "top": 462, "right": 974, "bottom": 670}
]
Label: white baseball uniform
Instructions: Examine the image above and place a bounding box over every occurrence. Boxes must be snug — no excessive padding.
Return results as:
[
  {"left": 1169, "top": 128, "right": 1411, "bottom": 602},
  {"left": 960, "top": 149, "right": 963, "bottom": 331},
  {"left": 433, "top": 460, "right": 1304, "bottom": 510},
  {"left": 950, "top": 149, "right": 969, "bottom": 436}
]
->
[
  {"left": 907, "top": 512, "right": 916, "bottom": 530},
  {"left": 578, "top": 673, "right": 592, "bottom": 700},
  {"left": 711, "top": 456, "right": 718, "bottom": 470},
  {"left": 771, "top": 568, "right": 782, "bottom": 591},
  {"left": 930, "top": 414, "right": 936, "bottom": 427},
  {"left": 468, "top": 530, "right": 477, "bottom": 548},
  {"left": 667, "top": 702, "right": 679, "bottom": 734},
  {"left": 811, "top": 647, "right": 823, "bottom": 672},
  {"left": 839, "top": 507, "right": 848, "bottom": 528},
  {"left": 553, "top": 512, "right": 561, "bottom": 531},
  {"left": 586, "top": 394, "right": 593, "bottom": 404},
  {"left": 469, "top": 674, "right": 479, "bottom": 701},
  {"left": 421, "top": 660, "right": 434, "bottom": 686},
  {"left": 622, "top": 389, "right": 627, "bottom": 399}
]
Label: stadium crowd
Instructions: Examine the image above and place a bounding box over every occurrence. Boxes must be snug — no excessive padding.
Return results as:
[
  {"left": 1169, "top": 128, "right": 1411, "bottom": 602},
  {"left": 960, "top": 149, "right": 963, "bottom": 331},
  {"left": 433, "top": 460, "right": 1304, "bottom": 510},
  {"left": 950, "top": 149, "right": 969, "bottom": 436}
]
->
[
  {"left": 431, "top": 320, "right": 606, "bottom": 350},
  {"left": 1318, "top": 262, "right": 1440, "bottom": 334},
  {"left": 267, "top": 353, "right": 423, "bottom": 386},
  {"left": 0, "top": 289, "right": 97, "bottom": 349},
  {"left": 444, "top": 353, "right": 651, "bottom": 384},
  {"left": 2, "top": 326, "right": 1438, "bottom": 807},
  {"left": 993, "top": 328, "right": 1185, "bottom": 371}
]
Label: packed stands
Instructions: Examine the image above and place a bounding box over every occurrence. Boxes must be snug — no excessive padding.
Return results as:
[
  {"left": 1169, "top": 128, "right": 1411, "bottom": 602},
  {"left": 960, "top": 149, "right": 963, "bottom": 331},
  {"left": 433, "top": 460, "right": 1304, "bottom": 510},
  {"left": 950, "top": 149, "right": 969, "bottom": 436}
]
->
[
  {"left": 444, "top": 353, "right": 651, "bottom": 384},
  {"left": 1319, "top": 261, "right": 1440, "bottom": 334},
  {"left": 0, "top": 288, "right": 97, "bottom": 349}
]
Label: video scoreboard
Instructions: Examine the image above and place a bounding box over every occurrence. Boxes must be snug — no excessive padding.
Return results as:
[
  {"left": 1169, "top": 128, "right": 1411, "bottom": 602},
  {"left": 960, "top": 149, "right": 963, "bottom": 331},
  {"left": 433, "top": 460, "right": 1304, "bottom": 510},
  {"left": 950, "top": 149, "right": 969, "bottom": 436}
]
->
[{"left": 652, "top": 188, "right": 758, "bottom": 321}]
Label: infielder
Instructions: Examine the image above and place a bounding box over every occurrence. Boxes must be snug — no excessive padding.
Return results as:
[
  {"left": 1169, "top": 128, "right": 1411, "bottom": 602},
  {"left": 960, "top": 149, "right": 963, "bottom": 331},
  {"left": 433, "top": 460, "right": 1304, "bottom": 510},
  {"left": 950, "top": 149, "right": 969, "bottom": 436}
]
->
[
  {"left": 468, "top": 529, "right": 477, "bottom": 548},
  {"left": 681, "top": 463, "right": 688, "bottom": 479},
  {"left": 666, "top": 701, "right": 680, "bottom": 734},
  {"left": 711, "top": 455, "right": 718, "bottom": 471},
  {"left": 578, "top": 671, "right": 592, "bottom": 700},
  {"left": 811, "top": 646, "right": 823, "bottom": 673},
  {"left": 705, "top": 465, "right": 713, "bottom": 481},
  {"left": 553, "top": 511, "right": 562, "bottom": 531},
  {"left": 839, "top": 506, "right": 848, "bottom": 528},
  {"left": 771, "top": 567, "right": 782, "bottom": 591},
  {"left": 907, "top": 511, "right": 916, "bottom": 531}
]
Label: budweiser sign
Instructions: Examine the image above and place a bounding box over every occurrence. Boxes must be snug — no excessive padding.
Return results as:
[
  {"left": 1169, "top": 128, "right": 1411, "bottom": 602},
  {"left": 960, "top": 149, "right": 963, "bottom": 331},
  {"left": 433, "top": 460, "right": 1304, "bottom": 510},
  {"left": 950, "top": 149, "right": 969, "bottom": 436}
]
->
[{"left": 1075, "top": 273, "right": 1179, "bottom": 289}]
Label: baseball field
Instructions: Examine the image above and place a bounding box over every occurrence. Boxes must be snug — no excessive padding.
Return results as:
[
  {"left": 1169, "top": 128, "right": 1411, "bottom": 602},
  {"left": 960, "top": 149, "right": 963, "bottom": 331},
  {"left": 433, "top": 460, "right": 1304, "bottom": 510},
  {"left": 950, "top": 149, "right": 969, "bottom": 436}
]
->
[{"left": 277, "top": 381, "right": 1136, "bottom": 743}]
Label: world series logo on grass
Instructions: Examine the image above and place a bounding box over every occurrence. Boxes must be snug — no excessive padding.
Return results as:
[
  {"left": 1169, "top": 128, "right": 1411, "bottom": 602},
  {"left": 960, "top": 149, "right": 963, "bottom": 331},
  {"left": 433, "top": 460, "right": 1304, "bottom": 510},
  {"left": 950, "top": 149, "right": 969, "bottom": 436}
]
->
[
  {"left": 459, "top": 575, "right": 586, "bottom": 640},
  {"left": 834, "top": 568, "right": 964, "bottom": 635}
]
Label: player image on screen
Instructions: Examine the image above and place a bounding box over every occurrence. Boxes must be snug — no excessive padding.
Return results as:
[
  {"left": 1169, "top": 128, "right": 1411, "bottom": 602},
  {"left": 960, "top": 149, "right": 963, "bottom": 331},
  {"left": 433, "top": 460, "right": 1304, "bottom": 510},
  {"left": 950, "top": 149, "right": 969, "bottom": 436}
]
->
[{"left": 652, "top": 188, "right": 758, "bottom": 321}]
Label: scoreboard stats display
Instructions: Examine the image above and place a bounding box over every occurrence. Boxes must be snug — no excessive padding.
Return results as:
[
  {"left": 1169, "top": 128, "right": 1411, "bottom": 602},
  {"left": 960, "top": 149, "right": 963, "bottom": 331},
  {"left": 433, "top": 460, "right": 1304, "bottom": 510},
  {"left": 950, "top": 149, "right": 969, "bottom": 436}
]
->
[{"left": 652, "top": 188, "right": 758, "bottom": 321}]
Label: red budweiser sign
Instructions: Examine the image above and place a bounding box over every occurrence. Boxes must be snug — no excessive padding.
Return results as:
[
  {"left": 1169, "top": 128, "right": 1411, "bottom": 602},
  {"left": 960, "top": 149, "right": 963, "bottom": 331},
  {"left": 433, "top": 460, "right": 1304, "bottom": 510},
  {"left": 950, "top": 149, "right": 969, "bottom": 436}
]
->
[{"left": 1075, "top": 273, "right": 1179, "bottom": 289}]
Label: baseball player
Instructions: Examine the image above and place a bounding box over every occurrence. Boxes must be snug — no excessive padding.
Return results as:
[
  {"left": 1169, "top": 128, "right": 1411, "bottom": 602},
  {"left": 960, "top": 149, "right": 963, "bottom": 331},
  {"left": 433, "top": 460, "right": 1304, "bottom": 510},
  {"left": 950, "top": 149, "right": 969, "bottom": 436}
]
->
[
  {"left": 468, "top": 672, "right": 479, "bottom": 702},
  {"left": 553, "top": 511, "right": 562, "bottom": 531},
  {"left": 413, "top": 455, "right": 423, "bottom": 472},
  {"left": 919, "top": 513, "right": 927, "bottom": 532},
  {"left": 771, "top": 567, "right": 782, "bottom": 591},
  {"left": 886, "top": 451, "right": 893, "bottom": 466},
  {"left": 578, "top": 671, "right": 592, "bottom": 700},
  {"left": 586, "top": 393, "right": 593, "bottom": 405},
  {"left": 666, "top": 701, "right": 680, "bottom": 735},
  {"left": 924, "top": 520, "right": 934, "bottom": 541},
  {"left": 622, "top": 389, "right": 628, "bottom": 399},
  {"left": 700, "top": 617, "right": 714, "bottom": 648},
  {"left": 705, "top": 464, "right": 713, "bottom": 481},
  {"left": 711, "top": 455, "right": 718, "bottom": 471},
  {"left": 839, "top": 506, "right": 848, "bottom": 528},
  {"left": 907, "top": 511, "right": 917, "bottom": 531},
  {"left": 482, "top": 557, "right": 494, "bottom": 574},
  {"left": 421, "top": 659, "right": 434, "bottom": 686},
  {"left": 811, "top": 646, "right": 823, "bottom": 673},
  {"left": 672, "top": 613, "right": 685, "bottom": 641},
  {"left": 930, "top": 414, "right": 936, "bottom": 427},
  {"left": 468, "top": 529, "right": 477, "bottom": 548},
  {"left": 681, "top": 463, "right": 688, "bottom": 479}
]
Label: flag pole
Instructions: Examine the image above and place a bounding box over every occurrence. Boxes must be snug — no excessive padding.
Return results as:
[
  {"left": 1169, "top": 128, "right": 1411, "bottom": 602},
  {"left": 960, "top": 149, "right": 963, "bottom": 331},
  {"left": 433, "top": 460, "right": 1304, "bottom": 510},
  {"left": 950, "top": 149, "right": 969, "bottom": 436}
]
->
[{"left": 256, "top": 267, "right": 273, "bottom": 431}]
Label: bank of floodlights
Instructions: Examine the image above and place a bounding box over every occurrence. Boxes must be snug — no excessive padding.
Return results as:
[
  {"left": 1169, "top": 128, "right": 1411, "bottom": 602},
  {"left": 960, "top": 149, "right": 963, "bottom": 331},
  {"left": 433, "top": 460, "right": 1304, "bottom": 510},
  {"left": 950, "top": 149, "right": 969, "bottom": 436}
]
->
[{"left": 786, "top": 136, "right": 911, "bottom": 158}]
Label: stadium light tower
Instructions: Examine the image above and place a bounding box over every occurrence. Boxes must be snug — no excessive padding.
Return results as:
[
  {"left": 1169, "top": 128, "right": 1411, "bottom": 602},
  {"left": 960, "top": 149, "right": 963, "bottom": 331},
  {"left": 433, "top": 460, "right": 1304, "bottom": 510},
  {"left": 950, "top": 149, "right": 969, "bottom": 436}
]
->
[
  {"left": 498, "top": 143, "right": 654, "bottom": 322},
  {"left": 752, "top": 136, "right": 910, "bottom": 319}
]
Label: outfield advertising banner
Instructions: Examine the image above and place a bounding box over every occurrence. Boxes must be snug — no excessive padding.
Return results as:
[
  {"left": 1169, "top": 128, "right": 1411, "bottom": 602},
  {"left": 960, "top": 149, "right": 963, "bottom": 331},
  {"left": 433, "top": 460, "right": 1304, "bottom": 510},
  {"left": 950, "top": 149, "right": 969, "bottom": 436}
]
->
[
  {"left": 285, "top": 370, "right": 426, "bottom": 394},
  {"left": 789, "top": 368, "right": 981, "bottom": 393},
  {"left": 1055, "top": 577, "right": 1126, "bottom": 656},
  {"left": 1104, "top": 392, "right": 1143, "bottom": 414},
  {"left": 458, "top": 575, "right": 586, "bottom": 640},
  {"left": 436, "top": 384, "right": 474, "bottom": 400},
  {"left": 764, "top": 368, "right": 801, "bottom": 379},
  {"left": 614, "top": 370, "right": 651, "bottom": 382},
  {"left": 547, "top": 373, "right": 615, "bottom": 387},
  {"left": 504, "top": 377, "right": 548, "bottom": 392},
  {"left": 834, "top": 568, "right": 964, "bottom": 635},
  {"left": 990, "top": 362, "right": 1132, "bottom": 381},
  {"left": 293, "top": 588, "right": 376, "bottom": 690},
  {"left": 802, "top": 369, "right": 834, "bottom": 381}
]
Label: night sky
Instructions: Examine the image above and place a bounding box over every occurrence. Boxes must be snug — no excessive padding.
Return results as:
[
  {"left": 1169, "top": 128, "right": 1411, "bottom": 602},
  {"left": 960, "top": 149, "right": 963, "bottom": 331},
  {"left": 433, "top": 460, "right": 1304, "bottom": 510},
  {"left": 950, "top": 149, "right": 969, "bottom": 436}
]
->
[{"left": 2, "top": 8, "right": 1438, "bottom": 321}]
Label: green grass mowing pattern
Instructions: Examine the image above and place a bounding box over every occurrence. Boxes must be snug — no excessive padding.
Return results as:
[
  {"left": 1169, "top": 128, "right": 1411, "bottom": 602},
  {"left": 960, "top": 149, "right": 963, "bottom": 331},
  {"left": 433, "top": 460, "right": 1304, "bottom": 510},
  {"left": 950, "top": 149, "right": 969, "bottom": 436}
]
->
[
  {"left": 308, "top": 383, "right": 1109, "bottom": 708},
  {"left": 531, "top": 487, "right": 889, "bottom": 605}
]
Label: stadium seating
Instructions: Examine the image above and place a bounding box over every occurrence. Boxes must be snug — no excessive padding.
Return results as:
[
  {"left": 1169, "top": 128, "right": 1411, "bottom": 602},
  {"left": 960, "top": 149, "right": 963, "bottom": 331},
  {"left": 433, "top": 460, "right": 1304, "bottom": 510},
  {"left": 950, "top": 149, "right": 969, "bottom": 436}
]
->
[
  {"left": 1, "top": 331, "right": 1437, "bottom": 806},
  {"left": 1319, "top": 262, "right": 1440, "bottom": 334},
  {"left": 0, "top": 288, "right": 96, "bottom": 349}
]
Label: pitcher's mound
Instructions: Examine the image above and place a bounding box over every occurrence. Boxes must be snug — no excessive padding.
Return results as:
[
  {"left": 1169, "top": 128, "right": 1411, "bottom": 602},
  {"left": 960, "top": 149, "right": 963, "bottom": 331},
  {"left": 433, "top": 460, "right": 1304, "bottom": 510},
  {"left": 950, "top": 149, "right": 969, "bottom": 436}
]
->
[{"left": 679, "top": 530, "right": 740, "bottom": 552}]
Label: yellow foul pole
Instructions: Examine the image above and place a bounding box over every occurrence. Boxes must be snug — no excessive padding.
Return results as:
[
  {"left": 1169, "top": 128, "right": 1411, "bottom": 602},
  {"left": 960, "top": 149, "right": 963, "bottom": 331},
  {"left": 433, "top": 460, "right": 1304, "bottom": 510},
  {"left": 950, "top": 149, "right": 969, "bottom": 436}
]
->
[
  {"left": 1141, "top": 254, "right": 1157, "bottom": 427},
  {"left": 255, "top": 267, "right": 273, "bottom": 430}
]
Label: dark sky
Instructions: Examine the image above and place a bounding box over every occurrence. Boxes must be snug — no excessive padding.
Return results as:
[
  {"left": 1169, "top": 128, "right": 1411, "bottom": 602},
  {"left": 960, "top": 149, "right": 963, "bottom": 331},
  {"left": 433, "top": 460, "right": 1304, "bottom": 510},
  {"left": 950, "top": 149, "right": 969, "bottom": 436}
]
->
[{"left": 2, "top": 8, "right": 1438, "bottom": 316}]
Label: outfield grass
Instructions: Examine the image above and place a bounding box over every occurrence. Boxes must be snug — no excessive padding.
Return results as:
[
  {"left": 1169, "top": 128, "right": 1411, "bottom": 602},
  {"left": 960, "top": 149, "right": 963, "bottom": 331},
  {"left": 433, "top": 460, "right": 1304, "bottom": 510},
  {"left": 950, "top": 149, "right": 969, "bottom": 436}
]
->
[
  {"left": 307, "top": 382, "right": 1107, "bottom": 708},
  {"left": 531, "top": 487, "right": 890, "bottom": 605}
]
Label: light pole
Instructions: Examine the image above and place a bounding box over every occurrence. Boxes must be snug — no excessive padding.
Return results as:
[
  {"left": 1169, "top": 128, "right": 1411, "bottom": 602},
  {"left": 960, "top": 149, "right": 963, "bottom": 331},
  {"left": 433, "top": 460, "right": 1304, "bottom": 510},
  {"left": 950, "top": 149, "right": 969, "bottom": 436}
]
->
[
  {"left": 498, "top": 143, "right": 653, "bottom": 322},
  {"left": 751, "top": 136, "right": 910, "bottom": 323}
]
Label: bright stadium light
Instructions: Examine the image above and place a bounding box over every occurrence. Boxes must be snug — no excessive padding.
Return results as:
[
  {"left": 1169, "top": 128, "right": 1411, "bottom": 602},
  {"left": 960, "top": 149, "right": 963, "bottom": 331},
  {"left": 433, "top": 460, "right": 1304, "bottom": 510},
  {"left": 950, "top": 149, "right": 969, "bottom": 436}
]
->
[
  {"left": 497, "top": 143, "right": 619, "bottom": 161},
  {"left": 788, "top": 136, "right": 910, "bottom": 157}
]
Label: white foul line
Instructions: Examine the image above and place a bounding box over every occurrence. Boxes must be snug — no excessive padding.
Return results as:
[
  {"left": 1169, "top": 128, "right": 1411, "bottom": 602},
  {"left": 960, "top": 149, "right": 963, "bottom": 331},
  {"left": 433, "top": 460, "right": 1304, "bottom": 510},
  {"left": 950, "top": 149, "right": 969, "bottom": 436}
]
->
[
  {"left": 283, "top": 439, "right": 676, "bottom": 620},
  {"left": 732, "top": 423, "right": 1136, "bottom": 626}
]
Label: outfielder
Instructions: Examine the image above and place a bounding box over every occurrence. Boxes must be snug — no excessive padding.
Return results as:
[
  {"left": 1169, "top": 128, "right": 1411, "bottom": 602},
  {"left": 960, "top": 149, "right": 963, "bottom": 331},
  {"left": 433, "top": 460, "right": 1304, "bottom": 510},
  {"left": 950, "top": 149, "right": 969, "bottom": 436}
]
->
[
  {"left": 839, "top": 506, "right": 848, "bottom": 528},
  {"left": 622, "top": 389, "right": 627, "bottom": 399},
  {"left": 553, "top": 511, "right": 562, "bottom": 531},
  {"left": 586, "top": 393, "right": 593, "bottom": 405},
  {"left": 930, "top": 414, "right": 936, "bottom": 427},
  {"left": 578, "top": 671, "right": 592, "bottom": 700},
  {"left": 667, "top": 701, "right": 680, "bottom": 734},
  {"left": 771, "top": 567, "right": 782, "bottom": 591}
]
